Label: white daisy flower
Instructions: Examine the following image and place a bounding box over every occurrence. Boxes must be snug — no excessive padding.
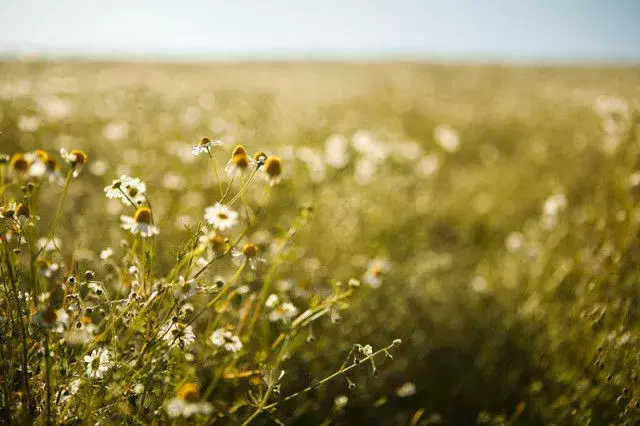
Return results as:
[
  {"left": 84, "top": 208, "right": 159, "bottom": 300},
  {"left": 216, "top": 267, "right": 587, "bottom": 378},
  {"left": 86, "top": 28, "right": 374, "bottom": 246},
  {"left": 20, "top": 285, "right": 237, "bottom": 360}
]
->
[
  {"left": 175, "top": 276, "right": 199, "bottom": 300},
  {"left": 265, "top": 294, "right": 279, "bottom": 308},
  {"left": 225, "top": 145, "right": 250, "bottom": 177},
  {"left": 160, "top": 321, "right": 196, "bottom": 349},
  {"left": 84, "top": 348, "right": 112, "bottom": 379},
  {"left": 166, "top": 383, "right": 213, "bottom": 418},
  {"left": 120, "top": 207, "right": 159, "bottom": 238},
  {"left": 192, "top": 137, "right": 223, "bottom": 156},
  {"left": 210, "top": 328, "right": 243, "bottom": 353},
  {"left": 268, "top": 302, "right": 298, "bottom": 322},
  {"left": 99, "top": 247, "right": 114, "bottom": 260},
  {"left": 363, "top": 258, "right": 390, "bottom": 288},
  {"left": 60, "top": 148, "right": 87, "bottom": 178},
  {"left": 231, "top": 243, "right": 265, "bottom": 270},
  {"left": 104, "top": 175, "right": 147, "bottom": 206},
  {"left": 204, "top": 203, "right": 238, "bottom": 231}
]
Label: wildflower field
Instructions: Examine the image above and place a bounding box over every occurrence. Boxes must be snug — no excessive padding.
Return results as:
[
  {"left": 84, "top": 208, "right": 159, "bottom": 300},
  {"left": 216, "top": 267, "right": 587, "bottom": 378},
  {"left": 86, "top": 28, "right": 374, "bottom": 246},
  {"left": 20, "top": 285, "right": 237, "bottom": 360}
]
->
[{"left": 0, "top": 60, "right": 639, "bottom": 425}]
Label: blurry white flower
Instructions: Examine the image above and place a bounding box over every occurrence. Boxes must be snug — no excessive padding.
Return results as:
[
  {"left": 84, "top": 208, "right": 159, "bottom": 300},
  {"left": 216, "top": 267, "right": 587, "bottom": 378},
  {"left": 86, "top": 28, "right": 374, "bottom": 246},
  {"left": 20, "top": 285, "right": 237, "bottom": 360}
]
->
[
  {"left": 210, "top": 328, "right": 243, "bottom": 353},
  {"left": 594, "top": 95, "right": 629, "bottom": 120},
  {"left": 104, "top": 175, "right": 147, "bottom": 206},
  {"left": 100, "top": 247, "right": 114, "bottom": 260},
  {"left": 354, "top": 158, "right": 377, "bottom": 186},
  {"left": 265, "top": 294, "right": 280, "bottom": 308},
  {"left": 505, "top": 232, "right": 525, "bottom": 253},
  {"left": 120, "top": 207, "right": 159, "bottom": 238},
  {"left": 163, "top": 172, "right": 186, "bottom": 190},
  {"left": 84, "top": 348, "right": 112, "bottom": 379},
  {"left": 204, "top": 203, "right": 239, "bottom": 231},
  {"left": 470, "top": 276, "right": 489, "bottom": 293},
  {"left": 268, "top": 302, "right": 298, "bottom": 322},
  {"left": 325, "top": 134, "right": 350, "bottom": 168},
  {"left": 334, "top": 395, "right": 349, "bottom": 409},
  {"left": 166, "top": 383, "right": 213, "bottom": 418},
  {"left": 160, "top": 321, "right": 196, "bottom": 348},
  {"left": 103, "top": 121, "right": 128, "bottom": 142},
  {"left": 59, "top": 148, "right": 87, "bottom": 178},
  {"left": 192, "top": 137, "right": 223, "bottom": 156},
  {"left": 89, "top": 159, "right": 108, "bottom": 176},
  {"left": 543, "top": 193, "right": 567, "bottom": 217},
  {"left": 363, "top": 258, "right": 390, "bottom": 288},
  {"left": 38, "top": 95, "right": 73, "bottom": 120},
  {"left": 434, "top": 124, "right": 460, "bottom": 153},
  {"left": 175, "top": 276, "right": 199, "bottom": 300},
  {"left": 17, "top": 115, "right": 41, "bottom": 132},
  {"left": 415, "top": 155, "right": 440, "bottom": 178},
  {"left": 232, "top": 243, "right": 265, "bottom": 270},
  {"left": 396, "top": 382, "right": 416, "bottom": 397},
  {"left": 37, "top": 236, "right": 61, "bottom": 253}
]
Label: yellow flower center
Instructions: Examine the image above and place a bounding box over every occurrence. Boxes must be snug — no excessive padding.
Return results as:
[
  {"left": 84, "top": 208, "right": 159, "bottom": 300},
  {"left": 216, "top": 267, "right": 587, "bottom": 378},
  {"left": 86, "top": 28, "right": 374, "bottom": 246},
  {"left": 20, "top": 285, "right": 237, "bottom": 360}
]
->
[
  {"left": 253, "top": 151, "right": 267, "bottom": 163},
  {"left": 177, "top": 383, "right": 200, "bottom": 402},
  {"left": 16, "top": 203, "right": 30, "bottom": 218},
  {"left": 200, "top": 137, "right": 212, "bottom": 146},
  {"left": 45, "top": 158, "right": 58, "bottom": 172},
  {"left": 10, "top": 153, "right": 29, "bottom": 172},
  {"left": 231, "top": 152, "right": 249, "bottom": 169},
  {"left": 264, "top": 156, "right": 282, "bottom": 178},
  {"left": 208, "top": 234, "right": 226, "bottom": 253},
  {"left": 34, "top": 149, "right": 49, "bottom": 162},
  {"left": 71, "top": 149, "right": 87, "bottom": 166},
  {"left": 231, "top": 145, "right": 247, "bottom": 157},
  {"left": 242, "top": 243, "right": 258, "bottom": 258},
  {"left": 134, "top": 207, "right": 153, "bottom": 224},
  {"left": 372, "top": 266, "right": 383, "bottom": 277}
]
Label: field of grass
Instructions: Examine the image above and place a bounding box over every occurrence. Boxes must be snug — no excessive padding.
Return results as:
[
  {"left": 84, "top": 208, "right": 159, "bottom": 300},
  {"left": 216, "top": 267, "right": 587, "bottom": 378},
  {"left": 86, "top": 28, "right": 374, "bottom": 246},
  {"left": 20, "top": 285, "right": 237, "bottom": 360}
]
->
[{"left": 0, "top": 60, "right": 639, "bottom": 425}]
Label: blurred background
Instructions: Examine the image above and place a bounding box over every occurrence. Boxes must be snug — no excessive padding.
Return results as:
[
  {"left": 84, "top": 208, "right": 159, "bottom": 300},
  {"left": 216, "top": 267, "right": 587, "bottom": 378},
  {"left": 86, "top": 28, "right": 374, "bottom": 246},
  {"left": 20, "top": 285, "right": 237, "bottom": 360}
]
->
[{"left": 2, "top": 1, "right": 640, "bottom": 425}]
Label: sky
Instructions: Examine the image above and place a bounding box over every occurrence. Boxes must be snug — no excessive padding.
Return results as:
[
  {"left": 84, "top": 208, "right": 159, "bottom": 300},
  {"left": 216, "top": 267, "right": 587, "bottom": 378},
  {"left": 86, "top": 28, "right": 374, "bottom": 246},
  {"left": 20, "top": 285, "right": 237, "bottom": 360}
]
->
[{"left": 0, "top": 0, "right": 639, "bottom": 62}]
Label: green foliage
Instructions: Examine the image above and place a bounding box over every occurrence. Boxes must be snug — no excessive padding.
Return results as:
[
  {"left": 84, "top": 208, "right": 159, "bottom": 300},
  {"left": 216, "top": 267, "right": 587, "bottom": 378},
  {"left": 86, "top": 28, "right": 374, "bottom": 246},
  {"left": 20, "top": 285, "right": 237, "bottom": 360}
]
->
[{"left": 0, "top": 61, "right": 639, "bottom": 424}]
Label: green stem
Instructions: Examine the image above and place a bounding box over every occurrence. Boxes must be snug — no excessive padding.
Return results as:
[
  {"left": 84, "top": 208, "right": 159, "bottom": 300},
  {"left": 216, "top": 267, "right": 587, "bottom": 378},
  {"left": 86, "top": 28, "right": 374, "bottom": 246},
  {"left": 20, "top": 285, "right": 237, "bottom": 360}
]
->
[
  {"left": 261, "top": 341, "right": 400, "bottom": 412},
  {"left": 37, "top": 169, "right": 73, "bottom": 258},
  {"left": 207, "top": 148, "right": 224, "bottom": 199}
]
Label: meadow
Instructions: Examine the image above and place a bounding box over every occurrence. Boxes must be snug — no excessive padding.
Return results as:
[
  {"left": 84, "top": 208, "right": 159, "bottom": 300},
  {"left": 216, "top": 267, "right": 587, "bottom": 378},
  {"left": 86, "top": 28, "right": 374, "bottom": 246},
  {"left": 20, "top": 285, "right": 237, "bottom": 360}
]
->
[{"left": 0, "top": 60, "right": 639, "bottom": 424}]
